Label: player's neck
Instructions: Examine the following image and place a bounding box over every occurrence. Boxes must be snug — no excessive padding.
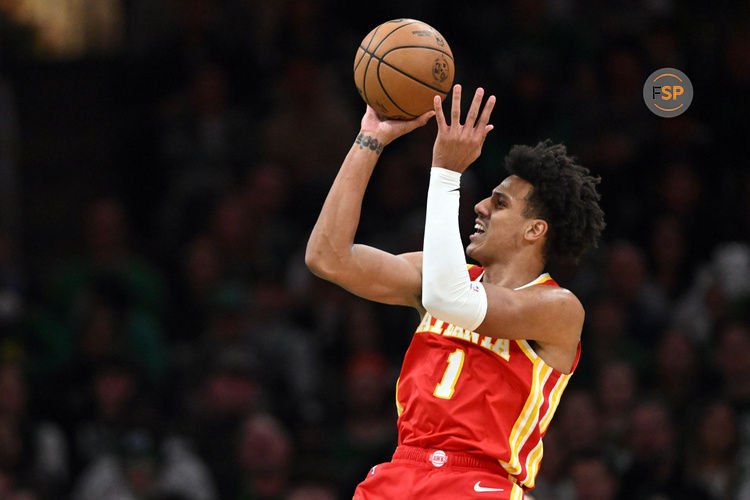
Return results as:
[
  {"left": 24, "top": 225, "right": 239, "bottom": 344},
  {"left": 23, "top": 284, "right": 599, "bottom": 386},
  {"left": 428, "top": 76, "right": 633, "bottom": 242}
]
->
[{"left": 479, "top": 256, "right": 545, "bottom": 289}]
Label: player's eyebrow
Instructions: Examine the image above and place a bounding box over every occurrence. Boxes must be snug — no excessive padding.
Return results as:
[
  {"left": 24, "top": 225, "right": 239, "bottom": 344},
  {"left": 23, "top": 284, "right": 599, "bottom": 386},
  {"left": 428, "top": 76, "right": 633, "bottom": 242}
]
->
[{"left": 492, "top": 190, "right": 511, "bottom": 203}]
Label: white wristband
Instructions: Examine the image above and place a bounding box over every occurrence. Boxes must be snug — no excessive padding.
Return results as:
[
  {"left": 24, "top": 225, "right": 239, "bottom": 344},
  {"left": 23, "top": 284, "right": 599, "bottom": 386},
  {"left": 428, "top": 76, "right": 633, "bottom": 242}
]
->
[{"left": 422, "top": 167, "right": 488, "bottom": 331}]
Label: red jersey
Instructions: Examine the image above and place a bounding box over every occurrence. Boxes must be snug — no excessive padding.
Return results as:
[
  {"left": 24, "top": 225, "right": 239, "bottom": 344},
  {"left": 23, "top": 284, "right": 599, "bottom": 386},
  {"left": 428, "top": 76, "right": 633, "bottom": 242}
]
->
[{"left": 395, "top": 266, "right": 580, "bottom": 492}]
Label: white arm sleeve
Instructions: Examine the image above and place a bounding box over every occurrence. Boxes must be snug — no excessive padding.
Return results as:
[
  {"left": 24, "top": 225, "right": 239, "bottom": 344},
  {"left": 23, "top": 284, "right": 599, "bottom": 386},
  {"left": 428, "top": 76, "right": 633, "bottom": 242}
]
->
[{"left": 422, "top": 167, "right": 488, "bottom": 331}]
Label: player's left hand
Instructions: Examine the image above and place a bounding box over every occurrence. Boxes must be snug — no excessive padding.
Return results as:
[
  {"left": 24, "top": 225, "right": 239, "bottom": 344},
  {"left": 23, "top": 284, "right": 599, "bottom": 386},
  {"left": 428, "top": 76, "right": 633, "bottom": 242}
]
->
[
  {"left": 360, "top": 105, "right": 435, "bottom": 147},
  {"left": 432, "top": 84, "right": 495, "bottom": 173}
]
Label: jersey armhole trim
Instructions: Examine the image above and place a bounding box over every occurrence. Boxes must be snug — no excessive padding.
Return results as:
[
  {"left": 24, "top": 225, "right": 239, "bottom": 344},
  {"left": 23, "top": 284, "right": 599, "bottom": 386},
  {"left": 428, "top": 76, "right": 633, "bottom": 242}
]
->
[{"left": 517, "top": 339, "right": 580, "bottom": 375}]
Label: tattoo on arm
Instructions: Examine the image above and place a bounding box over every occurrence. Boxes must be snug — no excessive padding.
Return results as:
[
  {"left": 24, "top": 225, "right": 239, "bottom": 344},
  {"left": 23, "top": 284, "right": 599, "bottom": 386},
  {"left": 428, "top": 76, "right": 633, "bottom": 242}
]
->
[{"left": 355, "top": 133, "right": 384, "bottom": 155}]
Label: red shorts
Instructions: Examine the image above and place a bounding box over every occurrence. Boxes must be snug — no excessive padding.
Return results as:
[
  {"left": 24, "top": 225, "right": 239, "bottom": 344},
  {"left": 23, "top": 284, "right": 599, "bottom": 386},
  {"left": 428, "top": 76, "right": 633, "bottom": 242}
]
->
[{"left": 352, "top": 446, "right": 525, "bottom": 500}]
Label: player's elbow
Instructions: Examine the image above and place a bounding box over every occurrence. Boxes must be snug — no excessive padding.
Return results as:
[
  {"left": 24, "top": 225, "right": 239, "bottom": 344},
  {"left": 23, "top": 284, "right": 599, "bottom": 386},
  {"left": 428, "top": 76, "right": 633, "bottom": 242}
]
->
[
  {"left": 422, "top": 281, "right": 488, "bottom": 332},
  {"left": 422, "top": 283, "right": 461, "bottom": 322},
  {"left": 305, "top": 239, "right": 349, "bottom": 283},
  {"left": 421, "top": 285, "right": 451, "bottom": 316},
  {"left": 304, "top": 243, "right": 330, "bottom": 278}
]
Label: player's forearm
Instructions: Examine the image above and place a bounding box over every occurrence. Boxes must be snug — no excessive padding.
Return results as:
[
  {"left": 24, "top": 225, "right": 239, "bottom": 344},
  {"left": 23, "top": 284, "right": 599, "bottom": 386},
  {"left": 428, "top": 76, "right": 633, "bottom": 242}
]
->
[
  {"left": 305, "top": 132, "right": 385, "bottom": 278},
  {"left": 422, "top": 168, "right": 487, "bottom": 330}
]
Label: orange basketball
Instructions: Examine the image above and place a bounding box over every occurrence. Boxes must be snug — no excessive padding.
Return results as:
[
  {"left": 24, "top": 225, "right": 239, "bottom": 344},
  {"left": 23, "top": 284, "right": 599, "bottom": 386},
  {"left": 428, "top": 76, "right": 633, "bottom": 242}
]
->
[{"left": 353, "top": 19, "right": 455, "bottom": 120}]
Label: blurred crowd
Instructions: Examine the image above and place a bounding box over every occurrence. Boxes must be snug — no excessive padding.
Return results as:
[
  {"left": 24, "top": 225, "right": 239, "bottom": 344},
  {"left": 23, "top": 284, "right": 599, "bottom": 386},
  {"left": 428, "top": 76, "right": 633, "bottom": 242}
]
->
[{"left": 0, "top": 1, "right": 750, "bottom": 499}]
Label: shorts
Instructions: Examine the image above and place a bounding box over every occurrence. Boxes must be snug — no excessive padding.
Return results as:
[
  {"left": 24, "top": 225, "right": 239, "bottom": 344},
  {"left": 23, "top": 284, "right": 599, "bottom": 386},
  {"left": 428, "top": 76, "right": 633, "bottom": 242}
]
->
[{"left": 352, "top": 446, "right": 525, "bottom": 499}]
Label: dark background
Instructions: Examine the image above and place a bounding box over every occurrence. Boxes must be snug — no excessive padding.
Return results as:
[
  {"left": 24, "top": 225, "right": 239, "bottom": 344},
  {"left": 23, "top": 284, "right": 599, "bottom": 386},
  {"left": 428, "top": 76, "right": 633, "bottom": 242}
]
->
[{"left": 0, "top": 1, "right": 749, "bottom": 499}]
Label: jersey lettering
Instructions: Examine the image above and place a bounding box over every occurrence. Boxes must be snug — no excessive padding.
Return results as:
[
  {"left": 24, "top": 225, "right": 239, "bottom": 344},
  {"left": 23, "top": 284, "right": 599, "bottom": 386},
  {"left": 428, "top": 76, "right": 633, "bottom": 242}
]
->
[{"left": 416, "top": 312, "right": 511, "bottom": 361}]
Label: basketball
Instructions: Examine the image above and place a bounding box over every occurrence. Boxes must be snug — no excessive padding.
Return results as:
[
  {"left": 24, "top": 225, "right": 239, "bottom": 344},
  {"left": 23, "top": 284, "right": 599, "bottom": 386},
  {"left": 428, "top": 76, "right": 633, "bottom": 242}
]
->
[{"left": 353, "top": 19, "right": 454, "bottom": 120}]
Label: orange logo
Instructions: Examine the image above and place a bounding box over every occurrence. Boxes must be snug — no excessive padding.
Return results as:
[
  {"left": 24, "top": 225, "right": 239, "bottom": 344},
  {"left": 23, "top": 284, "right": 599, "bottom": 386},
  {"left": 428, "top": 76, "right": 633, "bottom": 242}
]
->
[{"left": 643, "top": 68, "right": 693, "bottom": 117}]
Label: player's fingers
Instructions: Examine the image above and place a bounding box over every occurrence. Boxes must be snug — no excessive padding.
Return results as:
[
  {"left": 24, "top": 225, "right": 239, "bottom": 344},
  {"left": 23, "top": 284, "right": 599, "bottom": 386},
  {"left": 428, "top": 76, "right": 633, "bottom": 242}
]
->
[
  {"left": 450, "top": 84, "right": 461, "bottom": 126},
  {"left": 476, "top": 94, "right": 496, "bottom": 129},
  {"left": 482, "top": 124, "right": 495, "bottom": 140},
  {"left": 417, "top": 110, "right": 436, "bottom": 127},
  {"left": 434, "top": 95, "right": 447, "bottom": 128},
  {"left": 466, "top": 88, "right": 484, "bottom": 128}
]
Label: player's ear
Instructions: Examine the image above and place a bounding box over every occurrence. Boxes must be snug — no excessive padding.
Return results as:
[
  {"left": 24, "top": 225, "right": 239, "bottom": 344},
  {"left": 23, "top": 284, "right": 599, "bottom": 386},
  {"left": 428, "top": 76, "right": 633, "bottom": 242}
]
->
[{"left": 524, "top": 219, "right": 548, "bottom": 243}]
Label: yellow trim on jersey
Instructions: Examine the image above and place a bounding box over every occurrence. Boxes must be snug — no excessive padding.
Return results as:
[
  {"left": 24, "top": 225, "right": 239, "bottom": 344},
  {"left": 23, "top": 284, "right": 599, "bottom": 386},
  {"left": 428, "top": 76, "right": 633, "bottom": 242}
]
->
[
  {"left": 539, "top": 373, "right": 571, "bottom": 433},
  {"left": 500, "top": 358, "right": 553, "bottom": 475},
  {"left": 510, "top": 482, "right": 525, "bottom": 500},
  {"left": 516, "top": 339, "right": 538, "bottom": 364},
  {"left": 521, "top": 373, "right": 572, "bottom": 488},
  {"left": 514, "top": 272, "right": 552, "bottom": 290},
  {"left": 523, "top": 439, "right": 544, "bottom": 489},
  {"left": 395, "top": 377, "right": 404, "bottom": 416},
  {"left": 416, "top": 313, "right": 432, "bottom": 333}
]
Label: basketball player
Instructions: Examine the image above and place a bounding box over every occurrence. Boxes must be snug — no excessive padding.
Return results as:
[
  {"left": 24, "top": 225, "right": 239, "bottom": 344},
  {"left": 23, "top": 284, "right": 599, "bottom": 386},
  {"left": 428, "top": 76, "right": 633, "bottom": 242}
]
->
[{"left": 305, "top": 85, "right": 605, "bottom": 499}]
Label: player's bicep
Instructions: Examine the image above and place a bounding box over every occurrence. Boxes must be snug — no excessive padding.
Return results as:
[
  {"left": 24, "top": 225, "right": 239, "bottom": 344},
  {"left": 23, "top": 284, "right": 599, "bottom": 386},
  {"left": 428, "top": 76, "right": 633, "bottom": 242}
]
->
[
  {"left": 477, "top": 285, "right": 583, "bottom": 344},
  {"left": 336, "top": 246, "right": 423, "bottom": 308}
]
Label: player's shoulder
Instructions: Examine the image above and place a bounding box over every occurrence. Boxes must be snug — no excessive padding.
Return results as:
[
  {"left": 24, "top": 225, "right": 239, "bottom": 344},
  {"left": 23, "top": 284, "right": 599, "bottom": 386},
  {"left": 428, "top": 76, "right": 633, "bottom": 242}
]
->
[
  {"left": 538, "top": 282, "right": 585, "bottom": 325},
  {"left": 523, "top": 274, "right": 584, "bottom": 316}
]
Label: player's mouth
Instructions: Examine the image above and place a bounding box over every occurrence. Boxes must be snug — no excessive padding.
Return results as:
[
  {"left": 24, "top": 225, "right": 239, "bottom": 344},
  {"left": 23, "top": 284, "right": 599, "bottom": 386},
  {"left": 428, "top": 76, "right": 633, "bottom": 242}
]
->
[{"left": 470, "top": 220, "right": 486, "bottom": 240}]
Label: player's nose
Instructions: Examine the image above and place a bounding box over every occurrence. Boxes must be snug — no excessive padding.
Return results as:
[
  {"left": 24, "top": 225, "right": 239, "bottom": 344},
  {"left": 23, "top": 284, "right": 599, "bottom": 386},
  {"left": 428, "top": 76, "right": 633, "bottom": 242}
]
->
[{"left": 474, "top": 197, "right": 490, "bottom": 218}]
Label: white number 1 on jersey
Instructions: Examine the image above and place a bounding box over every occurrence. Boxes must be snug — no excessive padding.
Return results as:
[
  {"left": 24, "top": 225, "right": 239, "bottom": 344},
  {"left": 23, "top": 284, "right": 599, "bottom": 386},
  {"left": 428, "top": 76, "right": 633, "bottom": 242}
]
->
[{"left": 434, "top": 349, "right": 465, "bottom": 399}]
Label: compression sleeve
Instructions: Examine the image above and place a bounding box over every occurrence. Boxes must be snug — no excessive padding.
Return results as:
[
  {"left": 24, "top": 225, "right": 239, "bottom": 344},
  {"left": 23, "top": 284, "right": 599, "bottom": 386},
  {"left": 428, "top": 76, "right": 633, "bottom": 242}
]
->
[{"left": 421, "top": 167, "right": 488, "bottom": 331}]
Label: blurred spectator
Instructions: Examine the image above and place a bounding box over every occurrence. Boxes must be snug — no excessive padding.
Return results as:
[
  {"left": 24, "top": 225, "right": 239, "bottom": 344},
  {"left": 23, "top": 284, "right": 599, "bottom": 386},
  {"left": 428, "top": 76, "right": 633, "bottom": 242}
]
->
[
  {"left": 206, "top": 192, "right": 255, "bottom": 282},
  {"left": 569, "top": 450, "right": 619, "bottom": 500},
  {"left": 239, "top": 161, "right": 298, "bottom": 277},
  {"left": 195, "top": 283, "right": 256, "bottom": 372},
  {"left": 48, "top": 276, "right": 167, "bottom": 430},
  {"left": 551, "top": 60, "right": 604, "bottom": 164},
  {"left": 185, "top": 350, "right": 261, "bottom": 499},
  {"left": 0, "top": 233, "right": 26, "bottom": 361},
  {"left": 285, "top": 482, "right": 337, "bottom": 500},
  {"left": 556, "top": 389, "right": 602, "bottom": 456},
  {"left": 652, "top": 328, "right": 704, "bottom": 420},
  {"left": 715, "top": 321, "right": 750, "bottom": 410},
  {"left": 654, "top": 161, "right": 715, "bottom": 262},
  {"left": 530, "top": 426, "right": 574, "bottom": 500},
  {"left": 603, "top": 240, "right": 671, "bottom": 347},
  {"left": 260, "top": 56, "right": 358, "bottom": 192},
  {"left": 673, "top": 243, "right": 750, "bottom": 344},
  {"left": 0, "top": 464, "right": 39, "bottom": 500},
  {"left": 619, "top": 397, "right": 710, "bottom": 499},
  {"left": 0, "top": 362, "right": 69, "bottom": 499},
  {"left": 168, "top": 234, "right": 225, "bottom": 343},
  {"left": 684, "top": 399, "right": 741, "bottom": 499},
  {"left": 643, "top": 20, "right": 686, "bottom": 70},
  {"left": 594, "top": 359, "right": 637, "bottom": 467},
  {"left": 70, "top": 356, "right": 160, "bottom": 475},
  {"left": 658, "top": 161, "right": 703, "bottom": 221},
  {"left": 577, "top": 296, "right": 646, "bottom": 380},
  {"left": 245, "top": 278, "right": 322, "bottom": 425},
  {"left": 72, "top": 426, "right": 217, "bottom": 500},
  {"left": 647, "top": 214, "right": 690, "bottom": 302},
  {"left": 156, "top": 61, "right": 256, "bottom": 255},
  {"left": 50, "top": 196, "right": 167, "bottom": 318},
  {"left": 328, "top": 351, "right": 397, "bottom": 497},
  {"left": 45, "top": 196, "right": 168, "bottom": 387},
  {"left": 235, "top": 413, "right": 293, "bottom": 500},
  {"left": 0, "top": 76, "right": 20, "bottom": 240}
]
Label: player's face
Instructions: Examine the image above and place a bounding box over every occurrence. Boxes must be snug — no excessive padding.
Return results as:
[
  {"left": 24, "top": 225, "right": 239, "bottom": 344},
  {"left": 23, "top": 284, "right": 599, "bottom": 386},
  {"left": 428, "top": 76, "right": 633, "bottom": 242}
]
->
[{"left": 466, "top": 175, "right": 535, "bottom": 264}]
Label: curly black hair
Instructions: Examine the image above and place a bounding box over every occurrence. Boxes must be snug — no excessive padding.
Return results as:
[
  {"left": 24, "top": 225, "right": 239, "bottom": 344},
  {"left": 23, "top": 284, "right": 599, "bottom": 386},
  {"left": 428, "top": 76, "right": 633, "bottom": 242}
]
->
[{"left": 504, "top": 139, "right": 605, "bottom": 263}]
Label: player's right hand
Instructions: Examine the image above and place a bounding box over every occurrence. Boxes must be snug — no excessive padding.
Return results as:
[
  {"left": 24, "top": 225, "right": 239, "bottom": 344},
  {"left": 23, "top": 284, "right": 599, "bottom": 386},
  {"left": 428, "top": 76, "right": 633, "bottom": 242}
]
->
[
  {"left": 432, "top": 84, "right": 495, "bottom": 174},
  {"left": 360, "top": 105, "right": 435, "bottom": 146}
]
